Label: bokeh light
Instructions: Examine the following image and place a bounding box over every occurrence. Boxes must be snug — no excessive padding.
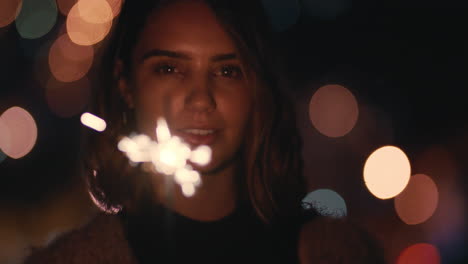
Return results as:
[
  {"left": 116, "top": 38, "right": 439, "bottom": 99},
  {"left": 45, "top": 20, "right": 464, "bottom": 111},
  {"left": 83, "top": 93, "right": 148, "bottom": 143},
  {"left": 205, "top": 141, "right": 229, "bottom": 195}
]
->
[
  {"left": 15, "top": 0, "right": 57, "bottom": 39},
  {"left": 363, "top": 145, "right": 411, "bottom": 199},
  {"left": 0, "top": 119, "right": 11, "bottom": 159},
  {"left": 0, "top": 106, "right": 37, "bottom": 159},
  {"left": 119, "top": 118, "right": 212, "bottom": 198},
  {"left": 0, "top": 0, "right": 22, "bottom": 28},
  {"left": 260, "top": 0, "right": 300, "bottom": 32},
  {"left": 181, "top": 183, "right": 196, "bottom": 197},
  {"left": 397, "top": 243, "right": 440, "bottom": 264},
  {"left": 106, "top": 0, "right": 123, "bottom": 18},
  {"left": 46, "top": 77, "right": 91, "bottom": 117},
  {"left": 58, "top": 0, "right": 121, "bottom": 18},
  {"left": 309, "top": 84, "right": 359, "bottom": 138},
  {"left": 302, "top": 189, "right": 347, "bottom": 218},
  {"left": 395, "top": 174, "right": 438, "bottom": 225},
  {"left": 48, "top": 34, "right": 94, "bottom": 82},
  {"left": 189, "top": 145, "right": 212, "bottom": 166},
  {"left": 66, "top": 0, "right": 113, "bottom": 46},
  {"left": 80, "top": 112, "right": 106, "bottom": 132},
  {"left": 76, "top": 0, "right": 113, "bottom": 24}
]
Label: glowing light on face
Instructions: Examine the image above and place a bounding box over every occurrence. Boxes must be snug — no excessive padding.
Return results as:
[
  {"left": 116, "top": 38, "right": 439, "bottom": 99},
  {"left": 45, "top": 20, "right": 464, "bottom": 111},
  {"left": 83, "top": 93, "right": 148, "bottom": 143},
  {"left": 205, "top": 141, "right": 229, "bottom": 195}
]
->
[
  {"left": 309, "top": 84, "right": 359, "bottom": 138},
  {"left": 80, "top": 112, "right": 106, "bottom": 132},
  {"left": 397, "top": 243, "right": 440, "bottom": 264},
  {"left": 15, "top": 0, "right": 57, "bottom": 39},
  {"left": 395, "top": 173, "right": 439, "bottom": 225},
  {"left": 118, "top": 118, "right": 212, "bottom": 197},
  {"left": 0, "top": 107, "right": 37, "bottom": 159},
  {"left": 0, "top": 0, "right": 22, "bottom": 28},
  {"left": 302, "top": 189, "right": 347, "bottom": 218},
  {"left": 363, "top": 145, "right": 411, "bottom": 199}
]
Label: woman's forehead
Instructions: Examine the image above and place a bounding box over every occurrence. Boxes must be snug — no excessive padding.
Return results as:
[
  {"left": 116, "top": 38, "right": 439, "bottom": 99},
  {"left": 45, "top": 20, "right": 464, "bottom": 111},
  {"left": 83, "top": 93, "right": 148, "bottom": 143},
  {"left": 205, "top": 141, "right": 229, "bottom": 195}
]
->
[{"left": 132, "top": 0, "right": 238, "bottom": 60}]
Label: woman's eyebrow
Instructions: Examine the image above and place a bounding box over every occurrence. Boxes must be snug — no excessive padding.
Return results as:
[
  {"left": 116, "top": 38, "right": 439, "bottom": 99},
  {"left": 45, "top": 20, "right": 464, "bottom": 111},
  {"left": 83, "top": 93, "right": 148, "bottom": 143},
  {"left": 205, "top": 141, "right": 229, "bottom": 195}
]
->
[
  {"left": 140, "top": 49, "right": 191, "bottom": 63},
  {"left": 211, "top": 53, "right": 237, "bottom": 62},
  {"left": 139, "top": 49, "right": 237, "bottom": 63}
]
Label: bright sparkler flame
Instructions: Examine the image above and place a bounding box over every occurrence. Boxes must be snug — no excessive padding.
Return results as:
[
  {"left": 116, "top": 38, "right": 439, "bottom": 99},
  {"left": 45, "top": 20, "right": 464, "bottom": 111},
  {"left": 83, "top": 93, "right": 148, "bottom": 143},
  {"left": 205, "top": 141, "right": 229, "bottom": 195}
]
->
[{"left": 118, "top": 117, "right": 212, "bottom": 197}]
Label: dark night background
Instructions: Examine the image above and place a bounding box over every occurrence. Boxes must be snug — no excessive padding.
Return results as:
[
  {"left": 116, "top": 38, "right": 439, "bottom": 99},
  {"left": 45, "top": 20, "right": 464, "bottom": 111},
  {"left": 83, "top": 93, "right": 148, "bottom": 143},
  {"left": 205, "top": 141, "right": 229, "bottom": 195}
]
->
[{"left": 0, "top": 1, "right": 467, "bottom": 263}]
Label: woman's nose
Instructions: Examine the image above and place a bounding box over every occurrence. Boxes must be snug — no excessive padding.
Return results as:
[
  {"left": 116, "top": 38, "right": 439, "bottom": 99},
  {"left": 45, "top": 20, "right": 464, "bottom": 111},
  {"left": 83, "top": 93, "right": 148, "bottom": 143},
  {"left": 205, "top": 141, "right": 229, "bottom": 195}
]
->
[{"left": 183, "top": 76, "right": 216, "bottom": 113}]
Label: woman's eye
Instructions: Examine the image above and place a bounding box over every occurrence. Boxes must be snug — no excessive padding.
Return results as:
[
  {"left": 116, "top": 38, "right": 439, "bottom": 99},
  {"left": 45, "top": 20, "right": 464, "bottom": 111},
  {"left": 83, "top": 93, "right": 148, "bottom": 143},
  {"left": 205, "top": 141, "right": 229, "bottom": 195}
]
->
[
  {"left": 216, "top": 65, "right": 243, "bottom": 79},
  {"left": 154, "top": 64, "right": 178, "bottom": 74}
]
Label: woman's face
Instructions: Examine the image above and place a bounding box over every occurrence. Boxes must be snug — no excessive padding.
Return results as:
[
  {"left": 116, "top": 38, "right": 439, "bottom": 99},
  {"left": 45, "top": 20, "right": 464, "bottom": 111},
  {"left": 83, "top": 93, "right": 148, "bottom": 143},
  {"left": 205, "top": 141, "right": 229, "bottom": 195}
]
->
[{"left": 120, "top": 0, "right": 253, "bottom": 174}]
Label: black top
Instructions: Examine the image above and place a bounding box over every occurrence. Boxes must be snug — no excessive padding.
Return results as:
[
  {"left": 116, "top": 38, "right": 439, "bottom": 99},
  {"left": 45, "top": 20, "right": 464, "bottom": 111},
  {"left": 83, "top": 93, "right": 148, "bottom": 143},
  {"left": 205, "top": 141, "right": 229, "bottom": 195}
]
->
[{"left": 121, "top": 204, "right": 315, "bottom": 264}]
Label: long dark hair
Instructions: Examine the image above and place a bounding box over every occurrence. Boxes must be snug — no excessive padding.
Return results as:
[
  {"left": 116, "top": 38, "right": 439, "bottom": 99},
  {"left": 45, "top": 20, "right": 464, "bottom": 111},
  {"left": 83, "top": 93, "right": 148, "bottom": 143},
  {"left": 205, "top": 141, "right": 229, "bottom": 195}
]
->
[{"left": 84, "top": 0, "right": 307, "bottom": 224}]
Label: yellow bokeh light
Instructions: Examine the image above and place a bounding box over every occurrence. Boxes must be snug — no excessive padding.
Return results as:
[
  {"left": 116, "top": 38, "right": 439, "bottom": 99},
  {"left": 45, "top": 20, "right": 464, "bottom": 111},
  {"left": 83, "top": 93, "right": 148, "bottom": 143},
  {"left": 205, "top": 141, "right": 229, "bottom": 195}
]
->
[
  {"left": 397, "top": 243, "right": 440, "bottom": 264},
  {"left": 80, "top": 112, "right": 106, "bottom": 132},
  {"left": 66, "top": 0, "right": 112, "bottom": 46},
  {"left": 395, "top": 174, "right": 438, "bottom": 225},
  {"left": 363, "top": 145, "right": 411, "bottom": 199},
  {"left": 0, "top": 106, "right": 37, "bottom": 159},
  {"left": 0, "top": 0, "right": 22, "bottom": 28},
  {"left": 76, "top": 0, "right": 113, "bottom": 24},
  {"left": 309, "top": 84, "right": 359, "bottom": 138}
]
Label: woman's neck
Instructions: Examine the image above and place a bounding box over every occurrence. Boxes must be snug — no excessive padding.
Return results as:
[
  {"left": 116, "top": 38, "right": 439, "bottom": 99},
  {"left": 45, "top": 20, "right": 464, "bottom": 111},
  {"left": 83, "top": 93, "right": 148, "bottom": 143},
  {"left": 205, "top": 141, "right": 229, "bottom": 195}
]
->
[{"left": 154, "top": 164, "right": 237, "bottom": 222}]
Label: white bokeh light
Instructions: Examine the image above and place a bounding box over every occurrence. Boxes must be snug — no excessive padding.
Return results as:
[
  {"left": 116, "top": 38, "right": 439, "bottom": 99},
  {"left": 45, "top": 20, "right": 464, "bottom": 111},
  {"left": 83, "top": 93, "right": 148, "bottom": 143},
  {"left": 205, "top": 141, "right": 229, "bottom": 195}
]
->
[
  {"left": 118, "top": 117, "right": 212, "bottom": 197},
  {"left": 80, "top": 112, "right": 106, "bottom": 132},
  {"left": 190, "top": 145, "right": 212, "bottom": 166}
]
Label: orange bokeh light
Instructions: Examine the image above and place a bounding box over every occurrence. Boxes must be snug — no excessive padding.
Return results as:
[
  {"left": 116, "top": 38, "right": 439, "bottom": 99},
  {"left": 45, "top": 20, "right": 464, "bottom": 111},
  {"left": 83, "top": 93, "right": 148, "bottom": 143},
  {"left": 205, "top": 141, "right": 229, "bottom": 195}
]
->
[
  {"left": 0, "top": 107, "right": 37, "bottom": 159},
  {"left": 46, "top": 77, "right": 91, "bottom": 118},
  {"left": 395, "top": 174, "right": 438, "bottom": 225},
  {"left": 397, "top": 243, "right": 440, "bottom": 264},
  {"left": 363, "top": 145, "right": 411, "bottom": 199},
  {"left": 66, "top": 0, "right": 112, "bottom": 46},
  {"left": 0, "top": 0, "right": 22, "bottom": 28},
  {"left": 107, "top": 0, "right": 123, "bottom": 18},
  {"left": 49, "top": 34, "right": 94, "bottom": 82},
  {"left": 76, "top": 0, "right": 113, "bottom": 24},
  {"left": 309, "top": 84, "right": 359, "bottom": 138},
  {"left": 58, "top": 0, "right": 121, "bottom": 18}
]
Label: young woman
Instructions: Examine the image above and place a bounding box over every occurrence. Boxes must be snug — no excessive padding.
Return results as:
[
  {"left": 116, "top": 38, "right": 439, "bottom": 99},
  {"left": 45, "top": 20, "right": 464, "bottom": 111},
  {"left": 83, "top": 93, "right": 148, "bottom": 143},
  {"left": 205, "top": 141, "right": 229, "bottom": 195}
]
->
[{"left": 26, "top": 0, "right": 385, "bottom": 263}]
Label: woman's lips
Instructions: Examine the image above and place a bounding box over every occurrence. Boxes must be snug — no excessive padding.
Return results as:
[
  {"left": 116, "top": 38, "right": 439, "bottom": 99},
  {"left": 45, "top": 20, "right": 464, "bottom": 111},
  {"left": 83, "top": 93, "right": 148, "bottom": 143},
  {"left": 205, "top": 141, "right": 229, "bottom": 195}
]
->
[{"left": 174, "top": 130, "right": 218, "bottom": 146}]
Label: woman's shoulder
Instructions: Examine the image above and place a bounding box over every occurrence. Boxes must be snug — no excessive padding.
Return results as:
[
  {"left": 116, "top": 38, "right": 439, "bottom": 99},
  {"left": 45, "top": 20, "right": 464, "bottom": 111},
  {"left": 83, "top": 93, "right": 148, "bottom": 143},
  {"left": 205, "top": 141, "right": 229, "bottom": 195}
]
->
[
  {"left": 25, "top": 213, "right": 138, "bottom": 264},
  {"left": 298, "top": 215, "right": 386, "bottom": 264}
]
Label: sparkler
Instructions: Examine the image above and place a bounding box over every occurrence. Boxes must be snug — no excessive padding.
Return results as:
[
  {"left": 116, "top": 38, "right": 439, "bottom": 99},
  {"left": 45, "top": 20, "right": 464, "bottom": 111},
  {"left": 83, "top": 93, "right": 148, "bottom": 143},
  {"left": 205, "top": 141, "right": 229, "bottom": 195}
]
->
[{"left": 117, "top": 118, "right": 212, "bottom": 197}]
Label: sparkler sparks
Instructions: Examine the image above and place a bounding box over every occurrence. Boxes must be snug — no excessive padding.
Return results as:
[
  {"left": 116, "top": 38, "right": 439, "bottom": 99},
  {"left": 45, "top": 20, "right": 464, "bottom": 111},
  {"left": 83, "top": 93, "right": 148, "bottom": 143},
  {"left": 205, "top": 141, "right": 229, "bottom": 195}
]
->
[{"left": 118, "top": 118, "right": 212, "bottom": 197}]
